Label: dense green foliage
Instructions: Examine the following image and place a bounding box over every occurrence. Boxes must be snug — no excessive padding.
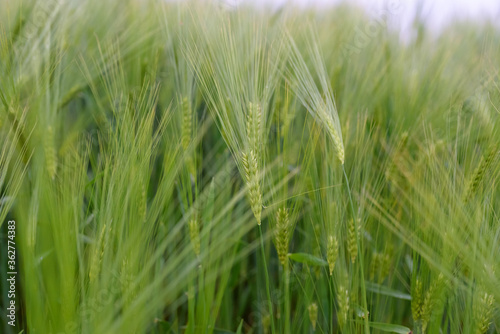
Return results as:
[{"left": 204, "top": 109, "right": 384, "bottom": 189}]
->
[{"left": 0, "top": 1, "right": 499, "bottom": 333}]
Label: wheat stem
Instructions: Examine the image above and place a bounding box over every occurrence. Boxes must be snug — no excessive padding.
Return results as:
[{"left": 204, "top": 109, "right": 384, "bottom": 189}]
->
[
  {"left": 259, "top": 224, "right": 275, "bottom": 334},
  {"left": 343, "top": 165, "right": 370, "bottom": 334}
]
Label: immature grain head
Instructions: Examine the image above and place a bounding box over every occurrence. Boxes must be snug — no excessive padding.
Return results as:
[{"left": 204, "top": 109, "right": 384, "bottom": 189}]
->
[
  {"left": 44, "top": 125, "right": 57, "bottom": 179},
  {"left": 337, "top": 285, "right": 350, "bottom": 329},
  {"left": 327, "top": 235, "right": 338, "bottom": 276},
  {"left": 181, "top": 97, "right": 192, "bottom": 151},
  {"left": 463, "top": 145, "right": 498, "bottom": 202},
  {"left": 188, "top": 218, "right": 201, "bottom": 256},
  {"left": 370, "top": 251, "right": 392, "bottom": 283},
  {"left": 385, "top": 131, "right": 409, "bottom": 184},
  {"left": 347, "top": 218, "right": 358, "bottom": 264},
  {"left": 241, "top": 150, "right": 262, "bottom": 224},
  {"left": 308, "top": 302, "right": 318, "bottom": 331},
  {"left": 379, "top": 253, "right": 391, "bottom": 283},
  {"left": 89, "top": 224, "right": 109, "bottom": 283},
  {"left": 474, "top": 290, "right": 495, "bottom": 334},
  {"left": 421, "top": 273, "right": 445, "bottom": 332},
  {"left": 412, "top": 278, "right": 423, "bottom": 323},
  {"left": 262, "top": 314, "right": 271, "bottom": 334},
  {"left": 246, "top": 102, "right": 262, "bottom": 154},
  {"left": 318, "top": 104, "right": 344, "bottom": 164},
  {"left": 240, "top": 101, "right": 264, "bottom": 225},
  {"left": 274, "top": 207, "right": 290, "bottom": 267}
]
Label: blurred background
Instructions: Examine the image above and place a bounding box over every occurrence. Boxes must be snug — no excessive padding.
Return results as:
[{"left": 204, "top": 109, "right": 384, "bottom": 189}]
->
[{"left": 222, "top": 0, "right": 500, "bottom": 38}]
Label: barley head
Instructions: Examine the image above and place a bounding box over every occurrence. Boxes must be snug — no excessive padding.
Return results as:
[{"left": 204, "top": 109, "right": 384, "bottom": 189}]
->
[
  {"left": 89, "top": 224, "right": 107, "bottom": 282},
  {"left": 274, "top": 207, "right": 290, "bottom": 267},
  {"left": 474, "top": 291, "right": 495, "bottom": 334},
  {"left": 385, "top": 131, "right": 409, "bottom": 183},
  {"left": 318, "top": 105, "right": 344, "bottom": 164},
  {"left": 421, "top": 273, "right": 445, "bottom": 332},
  {"left": 188, "top": 218, "right": 201, "bottom": 256},
  {"left": 308, "top": 302, "right": 318, "bottom": 331},
  {"left": 247, "top": 102, "right": 262, "bottom": 154},
  {"left": 412, "top": 278, "right": 423, "bottom": 322},
  {"left": 347, "top": 218, "right": 358, "bottom": 264},
  {"left": 121, "top": 258, "right": 131, "bottom": 304},
  {"left": 379, "top": 252, "right": 392, "bottom": 283},
  {"left": 327, "top": 235, "right": 338, "bottom": 276},
  {"left": 262, "top": 314, "right": 271, "bottom": 334},
  {"left": 337, "top": 285, "right": 350, "bottom": 329},
  {"left": 44, "top": 125, "right": 57, "bottom": 179},
  {"left": 181, "top": 97, "right": 192, "bottom": 150},
  {"left": 241, "top": 150, "right": 262, "bottom": 224},
  {"left": 463, "top": 145, "right": 498, "bottom": 202}
]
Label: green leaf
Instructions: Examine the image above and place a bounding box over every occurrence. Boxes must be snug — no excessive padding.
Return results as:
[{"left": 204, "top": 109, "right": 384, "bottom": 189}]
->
[
  {"left": 288, "top": 253, "right": 327, "bottom": 267},
  {"left": 365, "top": 281, "right": 412, "bottom": 301},
  {"left": 369, "top": 322, "right": 411, "bottom": 333},
  {"left": 236, "top": 319, "right": 244, "bottom": 334}
]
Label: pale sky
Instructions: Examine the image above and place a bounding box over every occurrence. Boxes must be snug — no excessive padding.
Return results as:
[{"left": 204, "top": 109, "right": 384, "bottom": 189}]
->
[{"left": 224, "top": 0, "right": 500, "bottom": 34}]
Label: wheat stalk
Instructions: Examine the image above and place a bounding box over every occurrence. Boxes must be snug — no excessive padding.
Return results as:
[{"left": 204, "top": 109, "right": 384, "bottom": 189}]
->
[{"left": 139, "top": 183, "right": 147, "bottom": 224}]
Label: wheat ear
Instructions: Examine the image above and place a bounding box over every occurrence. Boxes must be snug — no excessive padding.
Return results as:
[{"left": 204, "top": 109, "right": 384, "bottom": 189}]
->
[
  {"left": 347, "top": 218, "right": 358, "bottom": 264},
  {"left": 463, "top": 145, "right": 498, "bottom": 202},
  {"left": 420, "top": 273, "right": 445, "bottom": 332},
  {"left": 474, "top": 290, "right": 495, "bottom": 334},
  {"left": 44, "top": 125, "right": 58, "bottom": 179},
  {"left": 412, "top": 278, "right": 423, "bottom": 323},
  {"left": 327, "top": 235, "right": 338, "bottom": 276},
  {"left": 337, "top": 285, "right": 350, "bottom": 329},
  {"left": 188, "top": 218, "right": 201, "bottom": 256},
  {"left": 318, "top": 104, "right": 344, "bottom": 164},
  {"left": 242, "top": 151, "right": 262, "bottom": 224},
  {"left": 181, "top": 97, "right": 192, "bottom": 151},
  {"left": 274, "top": 207, "right": 290, "bottom": 267},
  {"left": 242, "top": 102, "right": 264, "bottom": 224},
  {"left": 308, "top": 302, "right": 318, "bottom": 331}
]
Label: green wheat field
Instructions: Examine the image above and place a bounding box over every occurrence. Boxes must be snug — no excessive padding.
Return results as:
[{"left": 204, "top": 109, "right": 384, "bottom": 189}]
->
[{"left": 0, "top": 0, "right": 499, "bottom": 333}]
